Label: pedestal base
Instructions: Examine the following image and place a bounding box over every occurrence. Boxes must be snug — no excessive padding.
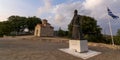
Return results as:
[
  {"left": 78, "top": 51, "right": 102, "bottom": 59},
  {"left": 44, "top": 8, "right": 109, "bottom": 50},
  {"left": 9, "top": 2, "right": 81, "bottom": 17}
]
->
[
  {"left": 69, "top": 40, "right": 88, "bottom": 53},
  {"left": 59, "top": 48, "right": 101, "bottom": 60}
]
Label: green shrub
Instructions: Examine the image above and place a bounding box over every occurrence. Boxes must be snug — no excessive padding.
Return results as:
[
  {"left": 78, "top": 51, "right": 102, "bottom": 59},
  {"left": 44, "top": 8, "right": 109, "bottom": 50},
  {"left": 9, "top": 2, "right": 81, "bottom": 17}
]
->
[{"left": 114, "top": 36, "right": 120, "bottom": 45}]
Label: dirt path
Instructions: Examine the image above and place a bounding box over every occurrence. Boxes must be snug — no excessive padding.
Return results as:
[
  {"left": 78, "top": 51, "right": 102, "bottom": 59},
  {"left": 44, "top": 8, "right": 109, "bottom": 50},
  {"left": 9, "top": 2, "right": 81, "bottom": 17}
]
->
[{"left": 0, "top": 36, "right": 119, "bottom": 60}]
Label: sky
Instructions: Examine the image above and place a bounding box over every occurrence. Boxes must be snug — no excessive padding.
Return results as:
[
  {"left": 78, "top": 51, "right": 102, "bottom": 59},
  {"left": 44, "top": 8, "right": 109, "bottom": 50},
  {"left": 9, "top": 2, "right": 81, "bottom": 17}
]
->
[{"left": 0, "top": 0, "right": 120, "bottom": 35}]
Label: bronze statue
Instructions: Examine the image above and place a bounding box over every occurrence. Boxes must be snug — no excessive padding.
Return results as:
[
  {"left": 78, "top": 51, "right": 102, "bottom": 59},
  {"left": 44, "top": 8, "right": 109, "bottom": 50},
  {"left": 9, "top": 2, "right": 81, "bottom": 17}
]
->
[{"left": 70, "top": 10, "right": 84, "bottom": 40}]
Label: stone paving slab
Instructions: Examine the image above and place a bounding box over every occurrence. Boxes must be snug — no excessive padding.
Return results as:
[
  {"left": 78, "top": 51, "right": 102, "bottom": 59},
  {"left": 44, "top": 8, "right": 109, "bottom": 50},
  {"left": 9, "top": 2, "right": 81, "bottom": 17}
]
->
[{"left": 59, "top": 48, "right": 101, "bottom": 59}]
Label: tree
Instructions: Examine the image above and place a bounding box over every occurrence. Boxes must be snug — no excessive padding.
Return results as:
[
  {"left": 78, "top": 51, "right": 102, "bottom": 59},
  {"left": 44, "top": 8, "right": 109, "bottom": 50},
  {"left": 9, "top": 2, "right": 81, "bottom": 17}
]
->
[
  {"left": 0, "top": 21, "right": 12, "bottom": 36},
  {"left": 68, "top": 16, "right": 103, "bottom": 42},
  {"left": 0, "top": 15, "right": 42, "bottom": 36},
  {"left": 58, "top": 27, "right": 65, "bottom": 37},
  {"left": 8, "top": 16, "right": 42, "bottom": 32},
  {"left": 8, "top": 16, "right": 27, "bottom": 33},
  {"left": 26, "top": 16, "right": 42, "bottom": 31},
  {"left": 57, "top": 27, "right": 69, "bottom": 37},
  {"left": 114, "top": 29, "right": 120, "bottom": 45},
  {"left": 117, "top": 29, "right": 120, "bottom": 36}
]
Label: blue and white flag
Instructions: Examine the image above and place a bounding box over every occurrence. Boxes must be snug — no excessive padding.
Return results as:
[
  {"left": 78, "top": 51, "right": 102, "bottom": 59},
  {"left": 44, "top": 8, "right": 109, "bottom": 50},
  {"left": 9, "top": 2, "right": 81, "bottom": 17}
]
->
[{"left": 107, "top": 8, "right": 119, "bottom": 19}]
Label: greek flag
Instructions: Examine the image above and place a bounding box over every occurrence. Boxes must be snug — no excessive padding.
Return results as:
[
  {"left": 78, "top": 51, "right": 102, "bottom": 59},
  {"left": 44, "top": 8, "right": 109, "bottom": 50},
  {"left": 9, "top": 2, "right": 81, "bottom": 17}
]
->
[{"left": 107, "top": 8, "right": 119, "bottom": 19}]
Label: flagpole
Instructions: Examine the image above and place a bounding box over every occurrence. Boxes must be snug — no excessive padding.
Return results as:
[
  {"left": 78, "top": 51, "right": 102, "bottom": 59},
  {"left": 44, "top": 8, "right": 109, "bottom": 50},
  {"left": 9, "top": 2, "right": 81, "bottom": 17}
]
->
[{"left": 108, "top": 19, "right": 114, "bottom": 45}]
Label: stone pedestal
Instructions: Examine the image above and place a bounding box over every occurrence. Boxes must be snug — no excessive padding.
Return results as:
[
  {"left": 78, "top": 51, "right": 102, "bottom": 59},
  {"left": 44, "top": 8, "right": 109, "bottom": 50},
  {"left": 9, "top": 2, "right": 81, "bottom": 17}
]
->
[{"left": 69, "top": 40, "right": 88, "bottom": 53}]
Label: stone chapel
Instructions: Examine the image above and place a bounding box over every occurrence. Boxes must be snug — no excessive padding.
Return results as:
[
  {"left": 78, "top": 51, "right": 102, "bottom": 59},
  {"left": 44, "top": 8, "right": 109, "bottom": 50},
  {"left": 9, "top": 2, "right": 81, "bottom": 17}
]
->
[{"left": 34, "top": 19, "right": 54, "bottom": 37}]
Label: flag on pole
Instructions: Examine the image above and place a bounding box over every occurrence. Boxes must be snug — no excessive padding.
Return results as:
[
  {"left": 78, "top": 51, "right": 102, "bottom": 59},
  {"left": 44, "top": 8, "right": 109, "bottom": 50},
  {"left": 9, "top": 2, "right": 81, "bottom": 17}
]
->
[{"left": 107, "top": 8, "right": 119, "bottom": 19}]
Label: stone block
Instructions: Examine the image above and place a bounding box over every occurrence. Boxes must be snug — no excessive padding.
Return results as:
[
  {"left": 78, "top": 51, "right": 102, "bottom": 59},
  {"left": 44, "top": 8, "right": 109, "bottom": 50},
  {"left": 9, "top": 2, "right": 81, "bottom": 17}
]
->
[{"left": 69, "top": 40, "right": 88, "bottom": 53}]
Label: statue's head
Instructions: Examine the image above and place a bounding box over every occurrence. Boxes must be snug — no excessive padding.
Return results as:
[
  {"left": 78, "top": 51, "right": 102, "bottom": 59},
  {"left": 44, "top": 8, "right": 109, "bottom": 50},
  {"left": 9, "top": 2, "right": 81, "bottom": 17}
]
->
[{"left": 74, "top": 9, "right": 78, "bottom": 15}]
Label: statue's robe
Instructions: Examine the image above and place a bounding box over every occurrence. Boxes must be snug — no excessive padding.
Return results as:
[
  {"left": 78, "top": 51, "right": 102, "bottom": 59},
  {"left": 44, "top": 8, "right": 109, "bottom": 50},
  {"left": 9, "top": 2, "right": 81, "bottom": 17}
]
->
[{"left": 70, "top": 15, "right": 83, "bottom": 40}]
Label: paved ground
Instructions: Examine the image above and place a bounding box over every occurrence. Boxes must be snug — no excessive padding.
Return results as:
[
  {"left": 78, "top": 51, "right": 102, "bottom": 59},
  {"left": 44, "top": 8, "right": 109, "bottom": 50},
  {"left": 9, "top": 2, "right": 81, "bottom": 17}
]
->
[{"left": 0, "top": 36, "right": 120, "bottom": 60}]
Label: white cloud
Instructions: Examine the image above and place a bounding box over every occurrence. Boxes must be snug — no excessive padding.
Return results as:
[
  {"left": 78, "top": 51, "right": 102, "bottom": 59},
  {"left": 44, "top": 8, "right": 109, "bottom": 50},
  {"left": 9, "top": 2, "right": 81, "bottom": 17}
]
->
[
  {"left": 83, "top": 0, "right": 120, "bottom": 35},
  {"left": 84, "top": 0, "right": 103, "bottom": 9},
  {"left": 54, "top": 0, "right": 120, "bottom": 34},
  {"left": 52, "top": 2, "right": 84, "bottom": 30},
  {"left": 38, "top": 0, "right": 52, "bottom": 16},
  {"left": 37, "top": 0, "right": 120, "bottom": 34},
  {"left": 0, "top": 0, "right": 37, "bottom": 21},
  {"left": 54, "top": 14, "right": 65, "bottom": 24},
  {"left": 37, "top": 0, "right": 85, "bottom": 30},
  {"left": 0, "top": 0, "right": 119, "bottom": 34}
]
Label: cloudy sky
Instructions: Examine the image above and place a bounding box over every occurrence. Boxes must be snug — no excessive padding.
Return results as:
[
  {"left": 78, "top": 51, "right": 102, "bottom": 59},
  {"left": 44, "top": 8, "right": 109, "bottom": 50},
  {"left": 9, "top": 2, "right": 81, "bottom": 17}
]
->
[{"left": 0, "top": 0, "right": 120, "bottom": 35}]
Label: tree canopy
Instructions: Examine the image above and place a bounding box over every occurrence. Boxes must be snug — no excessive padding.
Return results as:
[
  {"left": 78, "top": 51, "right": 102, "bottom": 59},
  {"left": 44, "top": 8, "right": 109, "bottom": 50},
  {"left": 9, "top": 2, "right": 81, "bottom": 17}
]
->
[
  {"left": 68, "top": 15, "right": 103, "bottom": 42},
  {"left": 117, "top": 29, "right": 120, "bottom": 36},
  {"left": 0, "top": 15, "right": 42, "bottom": 36}
]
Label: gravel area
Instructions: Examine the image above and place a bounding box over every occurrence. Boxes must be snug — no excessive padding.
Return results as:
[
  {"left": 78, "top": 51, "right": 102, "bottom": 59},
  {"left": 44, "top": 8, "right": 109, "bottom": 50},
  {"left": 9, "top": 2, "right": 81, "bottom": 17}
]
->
[{"left": 0, "top": 36, "right": 119, "bottom": 60}]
